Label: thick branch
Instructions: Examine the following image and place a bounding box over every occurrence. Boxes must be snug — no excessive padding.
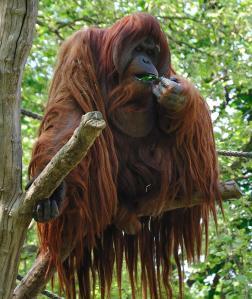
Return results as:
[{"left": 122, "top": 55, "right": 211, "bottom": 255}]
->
[
  {"left": 13, "top": 245, "right": 71, "bottom": 299},
  {"left": 17, "top": 111, "right": 106, "bottom": 217},
  {"left": 13, "top": 111, "right": 105, "bottom": 298},
  {"left": 17, "top": 274, "right": 61, "bottom": 299},
  {"left": 136, "top": 180, "right": 242, "bottom": 216}
]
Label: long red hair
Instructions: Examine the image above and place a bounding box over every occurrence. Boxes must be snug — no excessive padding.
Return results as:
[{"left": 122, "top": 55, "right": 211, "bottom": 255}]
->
[{"left": 29, "top": 13, "right": 221, "bottom": 299}]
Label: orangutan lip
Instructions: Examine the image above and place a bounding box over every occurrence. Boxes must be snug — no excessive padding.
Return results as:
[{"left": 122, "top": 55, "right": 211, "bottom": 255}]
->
[{"left": 135, "top": 73, "right": 159, "bottom": 83}]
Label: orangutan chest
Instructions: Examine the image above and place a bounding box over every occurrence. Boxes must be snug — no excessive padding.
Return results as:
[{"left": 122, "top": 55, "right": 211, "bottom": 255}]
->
[{"left": 117, "top": 145, "right": 162, "bottom": 206}]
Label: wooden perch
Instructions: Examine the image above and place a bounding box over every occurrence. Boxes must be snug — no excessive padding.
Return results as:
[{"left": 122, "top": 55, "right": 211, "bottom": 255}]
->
[
  {"left": 136, "top": 180, "right": 242, "bottom": 216},
  {"left": 13, "top": 111, "right": 106, "bottom": 298},
  {"left": 18, "top": 111, "right": 106, "bottom": 216},
  {"left": 14, "top": 179, "right": 242, "bottom": 298},
  {"left": 13, "top": 251, "right": 56, "bottom": 299},
  {"left": 12, "top": 111, "right": 106, "bottom": 299},
  {"left": 13, "top": 245, "right": 72, "bottom": 299}
]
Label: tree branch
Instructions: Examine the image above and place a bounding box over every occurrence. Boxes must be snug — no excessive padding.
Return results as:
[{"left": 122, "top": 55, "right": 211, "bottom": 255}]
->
[
  {"left": 21, "top": 108, "right": 42, "bottom": 120},
  {"left": 55, "top": 16, "right": 98, "bottom": 29},
  {"left": 217, "top": 150, "right": 252, "bottom": 159},
  {"left": 13, "top": 111, "right": 106, "bottom": 298},
  {"left": 167, "top": 34, "right": 213, "bottom": 57},
  {"left": 13, "top": 247, "right": 71, "bottom": 299},
  {"left": 136, "top": 180, "right": 242, "bottom": 216},
  {"left": 157, "top": 15, "right": 202, "bottom": 23},
  {"left": 16, "top": 275, "right": 62, "bottom": 299},
  {"left": 36, "top": 19, "right": 64, "bottom": 40},
  {"left": 16, "top": 111, "right": 106, "bottom": 217}
]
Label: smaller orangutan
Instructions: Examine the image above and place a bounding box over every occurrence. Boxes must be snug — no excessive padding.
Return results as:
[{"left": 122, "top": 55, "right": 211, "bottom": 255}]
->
[{"left": 29, "top": 13, "right": 221, "bottom": 299}]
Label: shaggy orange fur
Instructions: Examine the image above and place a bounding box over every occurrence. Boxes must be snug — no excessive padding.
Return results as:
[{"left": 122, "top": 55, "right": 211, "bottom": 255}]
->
[{"left": 29, "top": 13, "right": 221, "bottom": 299}]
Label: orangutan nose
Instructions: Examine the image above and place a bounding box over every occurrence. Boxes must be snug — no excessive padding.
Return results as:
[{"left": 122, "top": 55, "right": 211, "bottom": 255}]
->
[{"left": 142, "top": 57, "right": 151, "bottom": 64}]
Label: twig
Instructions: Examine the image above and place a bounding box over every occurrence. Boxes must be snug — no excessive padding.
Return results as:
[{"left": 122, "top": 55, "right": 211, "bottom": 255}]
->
[
  {"left": 36, "top": 20, "right": 64, "bottom": 40},
  {"left": 56, "top": 16, "right": 97, "bottom": 29},
  {"left": 158, "top": 15, "right": 202, "bottom": 23},
  {"left": 218, "top": 150, "right": 252, "bottom": 159},
  {"left": 167, "top": 34, "right": 213, "bottom": 57},
  {"left": 21, "top": 108, "right": 42, "bottom": 120}
]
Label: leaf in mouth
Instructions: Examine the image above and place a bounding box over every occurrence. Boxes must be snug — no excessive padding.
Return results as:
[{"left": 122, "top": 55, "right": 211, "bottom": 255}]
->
[{"left": 135, "top": 74, "right": 158, "bottom": 83}]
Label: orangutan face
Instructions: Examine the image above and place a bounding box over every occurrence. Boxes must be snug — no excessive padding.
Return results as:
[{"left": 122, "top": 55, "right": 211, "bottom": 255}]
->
[
  {"left": 113, "top": 37, "right": 161, "bottom": 84},
  {"left": 123, "top": 37, "right": 160, "bottom": 81}
]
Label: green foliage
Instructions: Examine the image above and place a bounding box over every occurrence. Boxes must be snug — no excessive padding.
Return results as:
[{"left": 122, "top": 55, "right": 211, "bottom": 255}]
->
[
  {"left": 183, "top": 196, "right": 252, "bottom": 298},
  {"left": 21, "top": 0, "right": 252, "bottom": 297}
]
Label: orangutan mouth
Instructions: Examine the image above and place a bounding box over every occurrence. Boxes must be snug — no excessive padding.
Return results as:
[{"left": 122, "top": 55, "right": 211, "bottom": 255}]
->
[{"left": 135, "top": 73, "right": 159, "bottom": 83}]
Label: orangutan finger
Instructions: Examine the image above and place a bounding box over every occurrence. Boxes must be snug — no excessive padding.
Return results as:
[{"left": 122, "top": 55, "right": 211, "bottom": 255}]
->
[
  {"left": 35, "top": 202, "right": 44, "bottom": 222},
  {"left": 50, "top": 200, "right": 60, "bottom": 219},
  {"left": 43, "top": 200, "right": 51, "bottom": 222},
  {"left": 152, "top": 85, "right": 162, "bottom": 98},
  {"left": 160, "top": 77, "right": 183, "bottom": 94}
]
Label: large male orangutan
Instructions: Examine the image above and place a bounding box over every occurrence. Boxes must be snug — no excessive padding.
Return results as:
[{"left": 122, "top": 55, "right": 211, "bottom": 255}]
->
[{"left": 29, "top": 13, "right": 221, "bottom": 299}]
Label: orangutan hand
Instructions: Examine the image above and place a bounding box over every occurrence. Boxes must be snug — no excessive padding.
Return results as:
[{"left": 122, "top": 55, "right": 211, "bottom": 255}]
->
[
  {"left": 152, "top": 76, "right": 186, "bottom": 110},
  {"left": 26, "top": 180, "right": 66, "bottom": 222}
]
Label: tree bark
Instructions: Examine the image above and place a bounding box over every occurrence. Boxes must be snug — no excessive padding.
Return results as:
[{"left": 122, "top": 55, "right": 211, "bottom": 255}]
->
[{"left": 0, "top": 1, "right": 38, "bottom": 298}]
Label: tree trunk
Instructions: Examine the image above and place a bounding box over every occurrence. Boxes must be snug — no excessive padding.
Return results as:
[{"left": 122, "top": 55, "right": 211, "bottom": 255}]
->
[{"left": 0, "top": 1, "right": 38, "bottom": 298}]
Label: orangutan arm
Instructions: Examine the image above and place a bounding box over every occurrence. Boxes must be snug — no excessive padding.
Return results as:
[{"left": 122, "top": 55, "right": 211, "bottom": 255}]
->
[
  {"left": 153, "top": 76, "right": 205, "bottom": 135},
  {"left": 28, "top": 98, "right": 83, "bottom": 222}
]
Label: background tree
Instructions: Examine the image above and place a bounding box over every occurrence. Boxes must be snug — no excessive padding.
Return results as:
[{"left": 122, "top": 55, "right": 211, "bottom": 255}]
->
[{"left": 0, "top": 1, "right": 38, "bottom": 298}]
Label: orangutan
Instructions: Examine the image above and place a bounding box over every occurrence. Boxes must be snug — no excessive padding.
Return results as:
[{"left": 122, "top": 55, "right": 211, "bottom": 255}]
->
[{"left": 29, "top": 13, "right": 221, "bottom": 299}]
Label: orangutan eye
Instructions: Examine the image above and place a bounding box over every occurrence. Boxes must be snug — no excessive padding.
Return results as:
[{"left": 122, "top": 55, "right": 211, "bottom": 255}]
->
[
  {"left": 147, "top": 49, "right": 155, "bottom": 56},
  {"left": 135, "top": 45, "right": 143, "bottom": 52}
]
